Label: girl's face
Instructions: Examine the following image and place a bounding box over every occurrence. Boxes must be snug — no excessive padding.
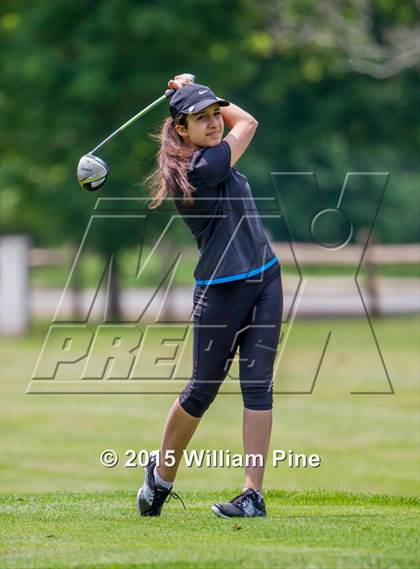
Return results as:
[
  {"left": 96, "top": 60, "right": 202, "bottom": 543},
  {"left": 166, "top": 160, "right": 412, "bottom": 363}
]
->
[{"left": 175, "top": 103, "right": 224, "bottom": 148}]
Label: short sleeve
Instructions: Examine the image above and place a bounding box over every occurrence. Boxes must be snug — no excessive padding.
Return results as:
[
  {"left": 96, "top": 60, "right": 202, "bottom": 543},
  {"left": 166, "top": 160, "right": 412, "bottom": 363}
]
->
[{"left": 187, "top": 140, "right": 231, "bottom": 190}]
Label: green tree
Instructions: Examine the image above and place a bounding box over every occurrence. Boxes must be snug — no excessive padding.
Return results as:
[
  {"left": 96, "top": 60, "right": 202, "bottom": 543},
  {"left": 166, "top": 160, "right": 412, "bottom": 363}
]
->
[{"left": 1, "top": 0, "right": 418, "bottom": 319}]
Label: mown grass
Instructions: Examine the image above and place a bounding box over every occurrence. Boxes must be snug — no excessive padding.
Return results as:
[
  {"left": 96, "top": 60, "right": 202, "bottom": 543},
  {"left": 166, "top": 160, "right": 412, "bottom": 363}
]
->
[
  {"left": 1, "top": 316, "right": 419, "bottom": 496},
  {"left": 1, "top": 316, "right": 418, "bottom": 567},
  {"left": 1, "top": 490, "right": 419, "bottom": 568}
]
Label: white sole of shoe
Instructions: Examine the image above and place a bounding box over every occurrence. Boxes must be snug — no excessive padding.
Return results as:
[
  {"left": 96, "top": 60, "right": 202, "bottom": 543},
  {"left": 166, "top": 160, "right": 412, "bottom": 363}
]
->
[
  {"left": 136, "top": 487, "right": 143, "bottom": 515},
  {"left": 211, "top": 504, "right": 266, "bottom": 518},
  {"left": 211, "top": 504, "right": 232, "bottom": 519},
  {"left": 136, "top": 449, "right": 162, "bottom": 517},
  {"left": 136, "top": 457, "right": 150, "bottom": 516}
]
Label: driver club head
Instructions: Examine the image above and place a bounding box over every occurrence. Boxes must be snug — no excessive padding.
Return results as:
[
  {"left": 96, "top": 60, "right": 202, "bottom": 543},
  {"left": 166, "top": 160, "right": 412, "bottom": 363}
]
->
[{"left": 77, "top": 154, "right": 109, "bottom": 191}]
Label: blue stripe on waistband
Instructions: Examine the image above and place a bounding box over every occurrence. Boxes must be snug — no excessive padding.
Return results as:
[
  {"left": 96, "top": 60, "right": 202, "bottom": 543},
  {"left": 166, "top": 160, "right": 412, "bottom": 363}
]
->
[{"left": 195, "top": 256, "right": 279, "bottom": 285}]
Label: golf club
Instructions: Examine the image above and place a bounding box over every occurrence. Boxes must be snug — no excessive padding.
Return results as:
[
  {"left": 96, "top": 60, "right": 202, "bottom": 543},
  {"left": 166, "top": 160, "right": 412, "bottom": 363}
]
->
[{"left": 77, "top": 73, "right": 195, "bottom": 191}]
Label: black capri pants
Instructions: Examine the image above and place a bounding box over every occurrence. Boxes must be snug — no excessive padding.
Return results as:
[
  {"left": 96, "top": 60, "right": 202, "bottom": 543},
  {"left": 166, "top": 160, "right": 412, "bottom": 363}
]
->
[{"left": 179, "top": 262, "right": 283, "bottom": 418}]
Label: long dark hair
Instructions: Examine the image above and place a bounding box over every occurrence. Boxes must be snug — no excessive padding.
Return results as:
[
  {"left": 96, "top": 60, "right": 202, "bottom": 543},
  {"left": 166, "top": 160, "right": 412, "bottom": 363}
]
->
[{"left": 146, "top": 115, "right": 196, "bottom": 209}]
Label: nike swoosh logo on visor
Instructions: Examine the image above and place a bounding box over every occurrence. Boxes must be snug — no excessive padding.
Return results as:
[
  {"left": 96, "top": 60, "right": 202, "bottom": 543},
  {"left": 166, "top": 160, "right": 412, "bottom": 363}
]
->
[{"left": 198, "top": 90, "right": 208, "bottom": 95}]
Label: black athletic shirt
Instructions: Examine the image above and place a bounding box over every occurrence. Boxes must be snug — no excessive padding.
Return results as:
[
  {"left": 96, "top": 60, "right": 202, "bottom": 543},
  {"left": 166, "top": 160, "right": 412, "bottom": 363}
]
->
[{"left": 173, "top": 140, "right": 279, "bottom": 285}]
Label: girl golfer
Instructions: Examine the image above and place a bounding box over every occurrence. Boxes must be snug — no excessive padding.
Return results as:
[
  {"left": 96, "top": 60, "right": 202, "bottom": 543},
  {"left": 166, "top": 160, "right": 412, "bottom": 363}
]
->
[{"left": 137, "top": 75, "right": 283, "bottom": 518}]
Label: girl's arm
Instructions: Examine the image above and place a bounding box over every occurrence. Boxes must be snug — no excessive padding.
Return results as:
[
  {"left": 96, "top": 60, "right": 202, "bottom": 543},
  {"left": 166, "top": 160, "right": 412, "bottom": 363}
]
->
[
  {"left": 167, "top": 76, "right": 258, "bottom": 166},
  {"left": 222, "top": 103, "right": 258, "bottom": 167}
]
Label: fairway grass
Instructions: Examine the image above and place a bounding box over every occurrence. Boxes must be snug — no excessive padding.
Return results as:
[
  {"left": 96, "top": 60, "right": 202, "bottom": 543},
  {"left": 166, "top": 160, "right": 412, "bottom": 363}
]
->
[
  {"left": 2, "top": 317, "right": 419, "bottom": 567},
  {"left": 2, "top": 316, "right": 418, "bottom": 497},
  {"left": 1, "top": 490, "right": 418, "bottom": 568}
]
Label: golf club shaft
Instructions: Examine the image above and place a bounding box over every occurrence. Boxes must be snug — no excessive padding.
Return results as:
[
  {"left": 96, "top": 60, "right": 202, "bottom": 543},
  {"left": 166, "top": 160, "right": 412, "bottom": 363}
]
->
[
  {"left": 89, "top": 93, "right": 168, "bottom": 154},
  {"left": 88, "top": 73, "right": 195, "bottom": 155}
]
